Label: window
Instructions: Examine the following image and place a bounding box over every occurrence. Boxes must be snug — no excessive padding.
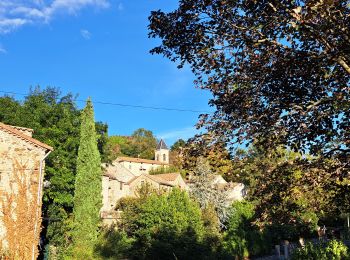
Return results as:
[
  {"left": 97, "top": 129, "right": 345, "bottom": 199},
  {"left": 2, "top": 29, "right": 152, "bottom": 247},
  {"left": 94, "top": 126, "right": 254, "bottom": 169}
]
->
[{"left": 163, "top": 154, "right": 166, "bottom": 162}]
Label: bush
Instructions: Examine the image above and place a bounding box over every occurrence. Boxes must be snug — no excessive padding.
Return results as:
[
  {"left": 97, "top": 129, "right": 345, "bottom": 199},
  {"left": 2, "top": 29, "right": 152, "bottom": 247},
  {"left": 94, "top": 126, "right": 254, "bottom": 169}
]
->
[
  {"left": 291, "top": 239, "right": 349, "bottom": 260},
  {"left": 223, "top": 201, "right": 270, "bottom": 258},
  {"left": 121, "top": 189, "right": 209, "bottom": 259},
  {"left": 148, "top": 165, "right": 180, "bottom": 175},
  {"left": 94, "top": 228, "right": 134, "bottom": 259}
]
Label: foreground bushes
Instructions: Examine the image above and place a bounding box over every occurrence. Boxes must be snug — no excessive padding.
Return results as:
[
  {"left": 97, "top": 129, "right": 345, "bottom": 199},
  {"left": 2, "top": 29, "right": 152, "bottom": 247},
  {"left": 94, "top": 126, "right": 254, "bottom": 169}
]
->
[
  {"left": 97, "top": 194, "right": 344, "bottom": 259},
  {"left": 95, "top": 193, "right": 274, "bottom": 259},
  {"left": 223, "top": 201, "right": 271, "bottom": 259},
  {"left": 291, "top": 240, "right": 349, "bottom": 260}
]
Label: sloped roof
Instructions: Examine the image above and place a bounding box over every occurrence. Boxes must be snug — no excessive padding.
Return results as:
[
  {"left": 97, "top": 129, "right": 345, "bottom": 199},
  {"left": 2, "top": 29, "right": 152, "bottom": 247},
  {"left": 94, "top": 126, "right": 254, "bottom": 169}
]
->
[
  {"left": 117, "top": 156, "right": 168, "bottom": 165},
  {"left": 0, "top": 122, "right": 53, "bottom": 151},
  {"left": 10, "top": 125, "right": 34, "bottom": 135},
  {"left": 156, "top": 139, "right": 168, "bottom": 150},
  {"left": 102, "top": 162, "right": 135, "bottom": 182},
  {"left": 126, "top": 174, "right": 174, "bottom": 187},
  {"left": 154, "top": 173, "right": 180, "bottom": 182}
]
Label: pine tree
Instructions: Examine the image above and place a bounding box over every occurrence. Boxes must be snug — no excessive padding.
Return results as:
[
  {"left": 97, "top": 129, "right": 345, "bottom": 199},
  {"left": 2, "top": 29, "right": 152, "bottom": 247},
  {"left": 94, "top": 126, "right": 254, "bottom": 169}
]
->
[{"left": 72, "top": 99, "right": 102, "bottom": 258}]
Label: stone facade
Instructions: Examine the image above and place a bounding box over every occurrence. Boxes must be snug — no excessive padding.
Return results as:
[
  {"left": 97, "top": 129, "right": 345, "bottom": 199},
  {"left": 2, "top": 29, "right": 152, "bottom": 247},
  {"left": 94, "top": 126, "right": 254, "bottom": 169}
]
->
[
  {"left": 101, "top": 140, "right": 187, "bottom": 225},
  {"left": 188, "top": 174, "right": 246, "bottom": 204},
  {"left": 117, "top": 157, "right": 168, "bottom": 175},
  {"left": 210, "top": 175, "right": 246, "bottom": 203},
  {"left": 0, "top": 123, "right": 52, "bottom": 258},
  {"left": 100, "top": 139, "right": 245, "bottom": 225}
]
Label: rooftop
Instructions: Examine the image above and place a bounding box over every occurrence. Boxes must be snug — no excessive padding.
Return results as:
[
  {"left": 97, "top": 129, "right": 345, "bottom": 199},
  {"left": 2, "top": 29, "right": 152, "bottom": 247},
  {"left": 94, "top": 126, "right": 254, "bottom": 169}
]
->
[
  {"left": 156, "top": 139, "right": 168, "bottom": 150},
  {"left": 154, "top": 173, "right": 180, "bottom": 182},
  {"left": 0, "top": 122, "right": 53, "bottom": 151},
  {"left": 126, "top": 174, "right": 174, "bottom": 187},
  {"left": 117, "top": 156, "right": 168, "bottom": 165}
]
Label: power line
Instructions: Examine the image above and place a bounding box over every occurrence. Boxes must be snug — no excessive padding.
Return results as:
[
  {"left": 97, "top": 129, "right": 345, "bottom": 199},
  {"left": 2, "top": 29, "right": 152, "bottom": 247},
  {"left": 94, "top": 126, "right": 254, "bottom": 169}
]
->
[{"left": 0, "top": 90, "right": 212, "bottom": 114}]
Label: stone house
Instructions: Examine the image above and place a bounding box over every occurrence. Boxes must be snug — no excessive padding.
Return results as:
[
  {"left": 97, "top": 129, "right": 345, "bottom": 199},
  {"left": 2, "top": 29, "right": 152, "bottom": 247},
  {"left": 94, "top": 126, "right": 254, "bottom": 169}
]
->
[
  {"left": 0, "top": 122, "right": 53, "bottom": 259},
  {"left": 188, "top": 174, "right": 246, "bottom": 205},
  {"left": 101, "top": 140, "right": 187, "bottom": 224},
  {"left": 212, "top": 175, "right": 246, "bottom": 203}
]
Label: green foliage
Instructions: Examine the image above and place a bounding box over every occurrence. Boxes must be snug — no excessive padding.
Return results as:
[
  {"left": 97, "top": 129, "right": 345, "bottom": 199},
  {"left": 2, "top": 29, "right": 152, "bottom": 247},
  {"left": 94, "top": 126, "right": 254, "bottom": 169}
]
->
[
  {"left": 0, "top": 96, "right": 22, "bottom": 125},
  {"left": 107, "top": 128, "right": 158, "bottom": 160},
  {"left": 171, "top": 138, "right": 186, "bottom": 151},
  {"left": 291, "top": 240, "right": 349, "bottom": 260},
  {"left": 148, "top": 165, "right": 180, "bottom": 175},
  {"left": 201, "top": 204, "right": 226, "bottom": 256},
  {"left": 95, "top": 122, "right": 110, "bottom": 163},
  {"left": 95, "top": 228, "right": 134, "bottom": 260},
  {"left": 107, "top": 135, "right": 130, "bottom": 160},
  {"left": 131, "top": 128, "right": 158, "bottom": 159},
  {"left": 223, "top": 201, "right": 269, "bottom": 258},
  {"left": 121, "top": 189, "right": 208, "bottom": 259},
  {"left": 71, "top": 99, "right": 102, "bottom": 258},
  {"left": 180, "top": 135, "right": 235, "bottom": 181},
  {"left": 149, "top": 0, "right": 350, "bottom": 179},
  {"left": 233, "top": 145, "right": 335, "bottom": 240},
  {"left": 0, "top": 87, "right": 82, "bottom": 255},
  {"left": 149, "top": 0, "right": 350, "bottom": 249}
]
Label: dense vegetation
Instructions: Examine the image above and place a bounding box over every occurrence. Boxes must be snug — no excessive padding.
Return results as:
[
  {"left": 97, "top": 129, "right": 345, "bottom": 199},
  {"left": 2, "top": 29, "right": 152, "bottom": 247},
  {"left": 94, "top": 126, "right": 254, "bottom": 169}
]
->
[
  {"left": 148, "top": 0, "right": 350, "bottom": 257},
  {"left": 0, "top": 88, "right": 162, "bottom": 257},
  {"left": 1, "top": 0, "right": 349, "bottom": 257},
  {"left": 107, "top": 128, "right": 157, "bottom": 161}
]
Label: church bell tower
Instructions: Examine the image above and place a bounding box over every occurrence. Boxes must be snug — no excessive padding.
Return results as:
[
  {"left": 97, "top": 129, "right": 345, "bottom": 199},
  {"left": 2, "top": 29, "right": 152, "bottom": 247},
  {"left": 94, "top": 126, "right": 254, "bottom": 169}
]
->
[{"left": 155, "top": 139, "right": 169, "bottom": 164}]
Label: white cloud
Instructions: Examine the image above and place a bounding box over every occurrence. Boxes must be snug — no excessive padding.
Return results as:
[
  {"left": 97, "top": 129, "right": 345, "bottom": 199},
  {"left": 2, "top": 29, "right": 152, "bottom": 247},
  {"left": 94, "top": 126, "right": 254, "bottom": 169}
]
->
[
  {"left": 0, "top": 0, "right": 110, "bottom": 34},
  {"left": 0, "top": 44, "right": 7, "bottom": 54},
  {"left": 80, "top": 29, "right": 91, "bottom": 39},
  {"left": 0, "top": 18, "right": 28, "bottom": 34}
]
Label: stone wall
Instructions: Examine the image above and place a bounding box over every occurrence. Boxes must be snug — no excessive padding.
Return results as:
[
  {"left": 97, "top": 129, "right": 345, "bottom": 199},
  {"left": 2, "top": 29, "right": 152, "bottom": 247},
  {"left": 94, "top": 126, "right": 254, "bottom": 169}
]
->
[
  {"left": 119, "top": 161, "right": 163, "bottom": 175},
  {"left": 0, "top": 128, "right": 47, "bottom": 258}
]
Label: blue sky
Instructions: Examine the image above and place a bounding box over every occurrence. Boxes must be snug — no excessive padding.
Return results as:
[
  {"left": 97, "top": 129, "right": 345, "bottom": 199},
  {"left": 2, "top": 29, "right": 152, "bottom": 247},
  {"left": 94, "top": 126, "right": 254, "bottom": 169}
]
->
[{"left": 0, "top": 0, "right": 213, "bottom": 145}]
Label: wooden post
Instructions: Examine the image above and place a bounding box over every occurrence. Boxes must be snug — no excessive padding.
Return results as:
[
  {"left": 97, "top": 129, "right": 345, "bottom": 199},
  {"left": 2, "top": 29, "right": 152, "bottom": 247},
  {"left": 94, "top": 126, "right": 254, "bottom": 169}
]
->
[
  {"left": 283, "top": 240, "right": 289, "bottom": 259},
  {"left": 275, "top": 245, "right": 281, "bottom": 259}
]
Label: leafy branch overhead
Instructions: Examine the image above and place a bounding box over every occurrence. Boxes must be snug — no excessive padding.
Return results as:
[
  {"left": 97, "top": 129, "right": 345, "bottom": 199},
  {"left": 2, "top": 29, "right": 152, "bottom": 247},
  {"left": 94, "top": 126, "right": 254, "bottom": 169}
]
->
[{"left": 148, "top": 0, "right": 350, "bottom": 164}]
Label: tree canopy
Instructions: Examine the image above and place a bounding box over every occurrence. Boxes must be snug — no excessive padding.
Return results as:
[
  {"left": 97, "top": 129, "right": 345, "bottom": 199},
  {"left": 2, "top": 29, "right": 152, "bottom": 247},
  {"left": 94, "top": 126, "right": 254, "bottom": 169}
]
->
[
  {"left": 107, "top": 128, "right": 158, "bottom": 160},
  {"left": 149, "top": 0, "right": 350, "bottom": 174},
  {"left": 0, "top": 87, "right": 109, "bottom": 257}
]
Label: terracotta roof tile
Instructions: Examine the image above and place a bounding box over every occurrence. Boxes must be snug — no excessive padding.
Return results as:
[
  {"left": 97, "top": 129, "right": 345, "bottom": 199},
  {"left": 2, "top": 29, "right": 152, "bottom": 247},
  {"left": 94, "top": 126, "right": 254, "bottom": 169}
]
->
[
  {"left": 154, "top": 173, "right": 180, "bottom": 182},
  {"left": 0, "top": 122, "right": 53, "bottom": 151},
  {"left": 126, "top": 174, "right": 174, "bottom": 187}
]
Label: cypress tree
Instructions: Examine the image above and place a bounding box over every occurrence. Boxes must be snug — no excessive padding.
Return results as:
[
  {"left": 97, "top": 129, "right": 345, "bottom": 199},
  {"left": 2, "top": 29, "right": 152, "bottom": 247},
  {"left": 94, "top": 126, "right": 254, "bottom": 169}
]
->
[{"left": 72, "top": 99, "right": 102, "bottom": 258}]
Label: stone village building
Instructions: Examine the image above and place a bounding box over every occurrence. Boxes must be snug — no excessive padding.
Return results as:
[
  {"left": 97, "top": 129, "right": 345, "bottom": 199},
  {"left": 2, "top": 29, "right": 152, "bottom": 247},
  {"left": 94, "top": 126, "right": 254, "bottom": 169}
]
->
[
  {"left": 101, "top": 140, "right": 188, "bottom": 224},
  {"left": 0, "top": 122, "right": 53, "bottom": 259},
  {"left": 100, "top": 139, "right": 245, "bottom": 225}
]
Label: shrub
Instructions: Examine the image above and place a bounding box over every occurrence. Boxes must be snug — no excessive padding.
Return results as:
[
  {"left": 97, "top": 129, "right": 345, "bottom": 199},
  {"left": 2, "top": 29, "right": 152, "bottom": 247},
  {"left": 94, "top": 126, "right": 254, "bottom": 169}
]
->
[
  {"left": 148, "top": 165, "right": 180, "bottom": 175},
  {"left": 94, "top": 228, "right": 134, "bottom": 259},
  {"left": 223, "top": 201, "right": 270, "bottom": 258},
  {"left": 291, "top": 239, "right": 349, "bottom": 260},
  {"left": 121, "top": 189, "right": 207, "bottom": 259}
]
